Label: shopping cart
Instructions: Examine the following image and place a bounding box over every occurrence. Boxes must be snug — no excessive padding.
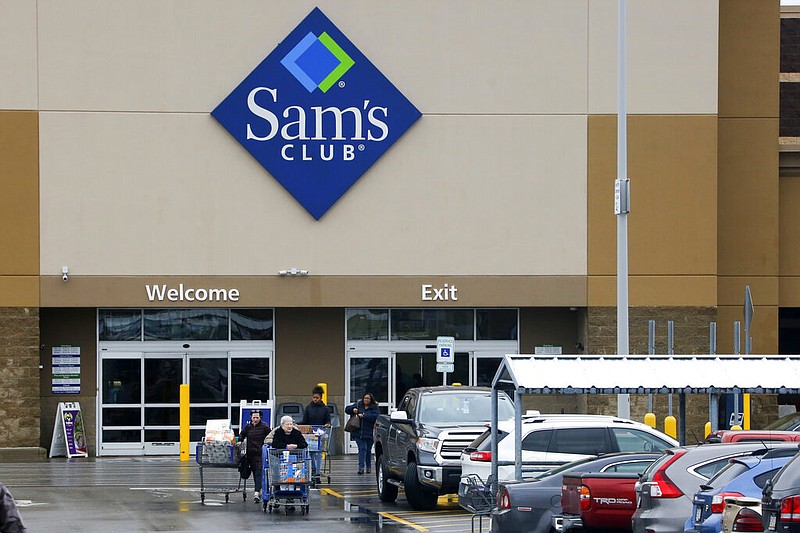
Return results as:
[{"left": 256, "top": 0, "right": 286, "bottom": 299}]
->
[
  {"left": 303, "top": 425, "right": 332, "bottom": 486},
  {"left": 195, "top": 442, "right": 246, "bottom": 503},
  {"left": 262, "top": 447, "right": 311, "bottom": 515}
]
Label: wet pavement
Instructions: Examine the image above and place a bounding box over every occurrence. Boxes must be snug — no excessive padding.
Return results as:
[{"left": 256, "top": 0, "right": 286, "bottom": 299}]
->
[{"left": 0, "top": 455, "right": 481, "bottom": 532}]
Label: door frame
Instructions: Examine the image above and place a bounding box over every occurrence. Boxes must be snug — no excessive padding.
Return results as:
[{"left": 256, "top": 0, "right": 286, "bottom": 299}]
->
[{"left": 97, "top": 341, "right": 273, "bottom": 456}]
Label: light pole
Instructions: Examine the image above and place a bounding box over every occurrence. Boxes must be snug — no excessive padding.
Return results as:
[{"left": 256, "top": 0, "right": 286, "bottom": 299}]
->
[{"left": 616, "top": 0, "right": 631, "bottom": 419}]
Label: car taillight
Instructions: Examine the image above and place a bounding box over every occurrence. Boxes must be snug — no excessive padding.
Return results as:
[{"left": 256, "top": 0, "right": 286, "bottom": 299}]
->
[
  {"left": 780, "top": 495, "right": 800, "bottom": 522},
  {"left": 469, "top": 451, "right": 492, "bottom": 462},
  {"left": 711, "top": 492, "right": 744, "bottom": 513},
  {"left": 732, "top": 508, "right": 763, "bottom": 532},
  {"left": 648, "top": 451, "right": 686, "bottom": 499},
  {"left": 580, "top": 485, "right": 591, "bottom": 511},
  {"left": 497, "top": 487, "right": 510, "bottom": 510}
]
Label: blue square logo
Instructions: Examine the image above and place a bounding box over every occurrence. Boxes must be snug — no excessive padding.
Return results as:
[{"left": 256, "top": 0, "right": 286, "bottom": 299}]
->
[{"left": 212, "top": 8, "right": 422, "bottom": 219}]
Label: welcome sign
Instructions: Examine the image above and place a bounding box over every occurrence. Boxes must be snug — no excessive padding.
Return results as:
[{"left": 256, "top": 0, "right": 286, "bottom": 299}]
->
[{"left": 213, "top": 8, "right": 422, "bottom": 219}]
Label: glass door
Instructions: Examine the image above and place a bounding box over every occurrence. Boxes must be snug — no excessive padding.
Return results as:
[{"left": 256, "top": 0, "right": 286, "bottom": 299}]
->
[
  {"left": 394, "top": 351, "right": 470, "bottom": 405},
  {"left": 346, "top": 351, "right": 392, "bottom": 453}
]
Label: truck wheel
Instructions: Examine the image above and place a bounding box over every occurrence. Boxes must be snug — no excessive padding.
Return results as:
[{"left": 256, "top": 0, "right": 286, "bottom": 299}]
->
[
  {"left": 377, "top": 455, "right": 398, "bottom": 502},
  {"left": 404, "top": 461, "right": 438, "bottom": 510}
]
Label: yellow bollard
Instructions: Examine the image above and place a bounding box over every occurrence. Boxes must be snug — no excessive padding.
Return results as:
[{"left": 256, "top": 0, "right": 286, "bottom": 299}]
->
[
  {"left": 180, "top": 384, "right": 190, "bottom": 462},
  {"left": 664, "top": 416, "right": 677, "bottom": 439},
  {"left": 317, "top": 382, "right": 328, "bottom": 406},
  {"left": 644, "top": 412, "right": 656, "bottom": 429},
  {"left": 731, "top": 424, "right": 742, "bottom": 430},
  {"left": 704, "top": 421, "right": 711, "bottom": 438},
  {"left": 744, "top": 393, "right": 751, "bottom": 430}
]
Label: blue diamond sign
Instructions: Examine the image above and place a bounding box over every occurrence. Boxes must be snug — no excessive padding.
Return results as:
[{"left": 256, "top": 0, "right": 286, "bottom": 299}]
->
[{"left": 212, "top": 8, "right": 422, "bottom": 220}]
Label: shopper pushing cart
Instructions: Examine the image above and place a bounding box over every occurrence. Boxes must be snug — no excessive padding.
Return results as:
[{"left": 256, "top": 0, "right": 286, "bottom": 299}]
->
[
  {"left": 263, "top": 416, "right": 310, "bottom": 514},
  {"left": 300, "top": 386, "right": 331, "bottom": 484}
]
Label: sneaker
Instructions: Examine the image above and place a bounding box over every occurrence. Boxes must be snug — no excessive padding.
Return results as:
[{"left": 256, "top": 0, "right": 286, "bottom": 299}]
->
[
  {"left": 366, "top": 467, "right": 371, "bottom": 474},
  {"left": 254, "top": 494, "right": 261, "bottom": 503},
  {"left": 357, "top": 469, "right": 364, "bottom": 475}
]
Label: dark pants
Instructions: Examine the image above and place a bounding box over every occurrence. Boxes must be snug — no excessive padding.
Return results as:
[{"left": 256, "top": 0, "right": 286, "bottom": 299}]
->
[{"left": 247, "top": 452, "right": 263, "bottom": 493}]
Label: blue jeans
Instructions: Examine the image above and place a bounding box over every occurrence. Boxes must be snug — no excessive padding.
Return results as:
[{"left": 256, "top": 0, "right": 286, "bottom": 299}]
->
[
  {"left": 310, "top": 451, "right": 322, "bottom": 476},
  {"left": 356, "top": 437, "right": 373, "bottom": 470}
]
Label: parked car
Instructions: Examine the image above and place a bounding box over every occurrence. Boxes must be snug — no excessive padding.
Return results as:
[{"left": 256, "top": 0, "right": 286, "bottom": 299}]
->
[
  {"left": 684, "top": 447, "right": 798, "bottom": 533},
  {"left": 705, "top": 430, "right": 800, "bottom": 444},
  {"left": 764, "top": 411, "right": 800, "bottom": 432},
  {"left": 632, "top": 443, "right": 796, "bottom": 533},
  {"left": 720, "top": 496, "right": 763, "bottom": 533},
  {"left": 490, "top": 452, "right": 662, "bottom": 533},
  {"left": 761, "top": 448, "right": 800, "bottom": 533},
  {"left": 459, "top": 413, "right": 677, "bottom": 502}
]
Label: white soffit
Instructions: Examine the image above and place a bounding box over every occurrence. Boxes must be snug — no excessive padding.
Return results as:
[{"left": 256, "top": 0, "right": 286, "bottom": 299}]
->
[{"left": 497, "top": 355, "right": 800, "bottom": 393}]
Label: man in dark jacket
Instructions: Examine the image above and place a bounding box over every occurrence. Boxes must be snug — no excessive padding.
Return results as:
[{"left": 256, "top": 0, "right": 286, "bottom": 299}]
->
[
  {"left": 238, "top": 410, "right": 271, "bottom": 503},
  {"left": 300, "top": 386, "right": 331, "bottom": 479}
]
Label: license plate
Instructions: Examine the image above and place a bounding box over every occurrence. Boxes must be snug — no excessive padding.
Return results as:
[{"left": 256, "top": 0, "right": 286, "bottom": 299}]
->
[
  {"left": 695, "top": 506, "right": 703, "bottom": 523},
  {"left": 769, "top": 513, "right": 777, "bottom": 531}
]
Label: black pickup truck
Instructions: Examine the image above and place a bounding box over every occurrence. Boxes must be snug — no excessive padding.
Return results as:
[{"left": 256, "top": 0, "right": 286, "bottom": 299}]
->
[{"left": 373, "top": 386, "right": 515, "bottom": 510}]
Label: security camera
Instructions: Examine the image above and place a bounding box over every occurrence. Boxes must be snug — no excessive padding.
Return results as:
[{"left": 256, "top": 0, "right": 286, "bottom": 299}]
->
[{"left": 61, "top": 266, "right": 69, "bottom": 282}]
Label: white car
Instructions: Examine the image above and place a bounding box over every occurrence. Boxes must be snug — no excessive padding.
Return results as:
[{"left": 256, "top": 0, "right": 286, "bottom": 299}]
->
[{"left": 458, "top": 414, "right": 678, "bottom": 490}]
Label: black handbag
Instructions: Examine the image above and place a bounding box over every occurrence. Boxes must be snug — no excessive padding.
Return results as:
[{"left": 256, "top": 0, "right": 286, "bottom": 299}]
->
[
  {"left": 344, "top": 414, "right": 361, "bottom": 433},
  {"left": 238, "top": 453, "right": 251, "bottom": 479}
]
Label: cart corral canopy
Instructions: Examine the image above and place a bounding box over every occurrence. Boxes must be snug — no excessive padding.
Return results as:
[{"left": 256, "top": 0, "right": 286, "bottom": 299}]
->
[{"left": 493, "top": 355, "right": 800, "bottom": 394}]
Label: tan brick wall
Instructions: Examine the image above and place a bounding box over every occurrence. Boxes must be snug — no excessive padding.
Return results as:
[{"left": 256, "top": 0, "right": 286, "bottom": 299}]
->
[{"left": 0, "top": 307, "right": 40, "bottom": 447}]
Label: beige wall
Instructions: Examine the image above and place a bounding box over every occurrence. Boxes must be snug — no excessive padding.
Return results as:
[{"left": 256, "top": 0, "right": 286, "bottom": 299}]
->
[
  {"left": 717, "top": 0, "right": 780, "bottom": 353},
  {"left": 587, "top": 115, "right": 718, "bottom": 307},
  {"left": 0, "top": 111, "right": 39, "bottom": 307}
]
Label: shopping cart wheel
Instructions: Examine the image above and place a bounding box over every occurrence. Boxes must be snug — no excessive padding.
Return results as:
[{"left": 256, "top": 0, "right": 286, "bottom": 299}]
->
[
  {"left": 201, "top": 493, "right": 205, "bottom": 503},
  {"left": 326, "top": 475, "right": 330, "bottom": 483}
]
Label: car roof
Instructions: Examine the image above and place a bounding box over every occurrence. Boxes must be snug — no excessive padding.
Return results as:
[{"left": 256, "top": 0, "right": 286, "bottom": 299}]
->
[{"left": 494, "top": 414, "right": 670, "bottom": 434}]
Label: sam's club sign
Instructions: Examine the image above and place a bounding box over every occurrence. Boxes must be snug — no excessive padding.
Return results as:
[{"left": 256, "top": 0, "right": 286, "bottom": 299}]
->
[{"left": 212, "top": 8, "right": 421, "bottom": 219}]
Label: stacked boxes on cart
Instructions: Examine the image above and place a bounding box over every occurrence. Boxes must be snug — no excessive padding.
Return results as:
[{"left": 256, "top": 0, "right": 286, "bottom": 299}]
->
[{"left": 278, "top": 451, "right": 307, "bottom": 483}]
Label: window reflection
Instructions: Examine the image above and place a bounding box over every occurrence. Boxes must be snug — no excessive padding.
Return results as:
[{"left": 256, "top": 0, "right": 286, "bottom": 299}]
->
[
  {"left": 144, "top": 309, "right": 229, "bottom": 341},
  {"left": 99, "top": 310, "right": 142, "bottom": 341},
  {"left": 102, "top": 359, "right": 141, "bottom": 404},
  {"left": 349, "top": 358, "right": 388, "bottom": 406},
  {"left": 346, "top": 309, "right": 389, "bottom": 340},
  {"left": 189, "top": 359, "right": 228, "bottom": 403},
  {"left": 144, "top": 359, "right": 182, "bottom": 403}
]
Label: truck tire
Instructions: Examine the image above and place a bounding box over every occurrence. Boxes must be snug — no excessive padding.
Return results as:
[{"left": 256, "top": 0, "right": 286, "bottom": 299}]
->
[
  {"left": 377, "top": 455, "right": 398, "bottom": 502},
  {"left": 404, "top": 461, "right": 438, "bottom": 510}
]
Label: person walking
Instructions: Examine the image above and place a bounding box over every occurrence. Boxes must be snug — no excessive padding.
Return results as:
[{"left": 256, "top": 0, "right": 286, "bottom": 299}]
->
[
  {"left": 345, "top": 392, "right": 380, "bottom": 475},
  {"left": 300, "top": 386, "right": 331, "bottom": 481},
  {"left": 238, "top": 409, "right": 271, "bottom": 503}
]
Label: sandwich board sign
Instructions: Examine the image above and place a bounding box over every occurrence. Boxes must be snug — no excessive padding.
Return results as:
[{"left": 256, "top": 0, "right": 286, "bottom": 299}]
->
[
  {"left": 240, "top": 399, "right": 273, "bottom": 429},
  {"left": 50, "top": 402, "right": 88, "bottom": 458}
]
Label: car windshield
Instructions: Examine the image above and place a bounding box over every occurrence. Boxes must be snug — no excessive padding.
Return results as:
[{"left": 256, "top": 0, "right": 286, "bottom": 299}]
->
[
  {"left": 765, "top": 412, "right": 800, "bottom": 431},
  {"left": 417, "top": 392, "right": 515, "bottom": 425}
]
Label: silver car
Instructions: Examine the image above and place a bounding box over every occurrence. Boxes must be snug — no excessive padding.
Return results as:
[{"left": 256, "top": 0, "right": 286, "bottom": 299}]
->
[{"left": 632, "top": 443, "right": 797, "bottom": 533}]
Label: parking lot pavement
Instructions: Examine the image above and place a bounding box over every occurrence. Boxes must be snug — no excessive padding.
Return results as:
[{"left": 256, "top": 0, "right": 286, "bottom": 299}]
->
[{"left": 0, "top": 454, "right": 483, "bottom": 532}]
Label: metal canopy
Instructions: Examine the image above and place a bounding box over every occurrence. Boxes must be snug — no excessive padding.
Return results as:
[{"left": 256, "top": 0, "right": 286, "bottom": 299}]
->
[{"left": 492, "top": 354, "right": 800, "bottom": 395}]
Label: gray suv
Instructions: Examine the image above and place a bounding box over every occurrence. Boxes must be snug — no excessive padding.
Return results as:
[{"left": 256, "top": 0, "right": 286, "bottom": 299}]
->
[{"left": 632, "top": 443, "right": 797, "bottom": 533}]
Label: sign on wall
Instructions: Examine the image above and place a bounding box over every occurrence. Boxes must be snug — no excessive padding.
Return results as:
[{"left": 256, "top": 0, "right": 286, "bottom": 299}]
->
[
  {"left": 52, "top": 345, "right": 80, "bottom": 394},
  {"left": 212, "top": 8, "right": 421, "bottom": 220}
]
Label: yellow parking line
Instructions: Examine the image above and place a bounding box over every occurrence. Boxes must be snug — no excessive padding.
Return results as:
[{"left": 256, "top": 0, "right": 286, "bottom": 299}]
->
[
  {"left": 380, "top": 511, "right": 430, "bottom": 531},
  {"left": 319, "top": 488, "right": 343, "bottom": 498}
]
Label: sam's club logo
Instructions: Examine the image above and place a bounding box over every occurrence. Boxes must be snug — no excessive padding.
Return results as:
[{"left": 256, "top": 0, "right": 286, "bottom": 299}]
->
[{"left": 212, "top": 8, "right": 421, "bottom": 220}]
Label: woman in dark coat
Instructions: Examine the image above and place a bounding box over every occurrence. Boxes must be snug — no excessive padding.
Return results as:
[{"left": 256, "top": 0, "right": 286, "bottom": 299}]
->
[
  {"left": 238, "top": 410, "right": 271, "bottom": 503},
  {"left": 345, "top": 392, "right": 380, "bottom": 475}
]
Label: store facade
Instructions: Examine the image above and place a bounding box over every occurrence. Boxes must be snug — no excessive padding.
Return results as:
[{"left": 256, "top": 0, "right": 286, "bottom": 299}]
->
[{"left": 0, "top": 1, "right": 784, "bottom": 455}]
